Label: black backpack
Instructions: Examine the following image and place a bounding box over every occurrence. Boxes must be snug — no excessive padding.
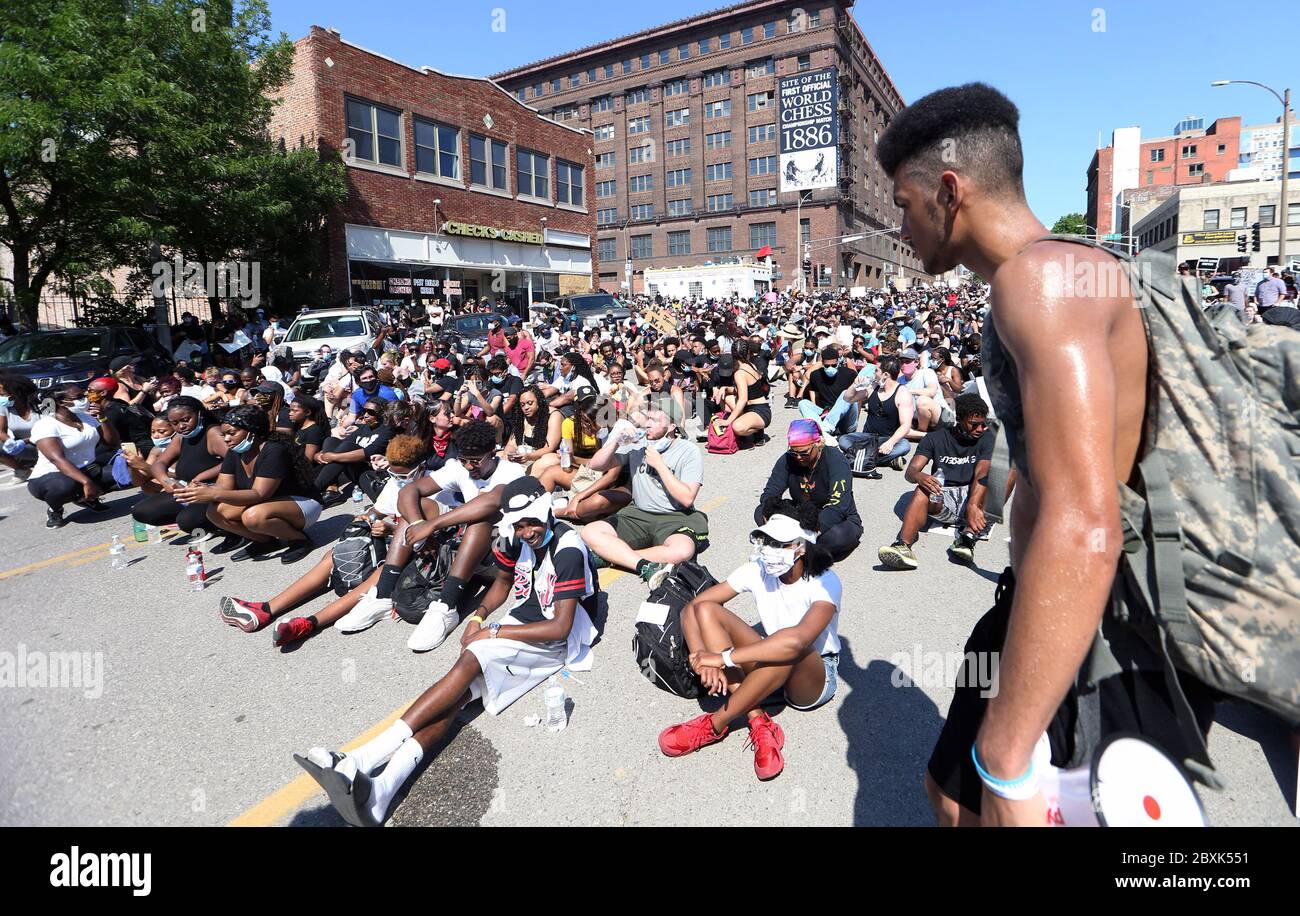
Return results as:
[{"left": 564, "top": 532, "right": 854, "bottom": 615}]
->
[
  {"left": 329, "top": 520, "right": 383, "bottom": 596},
  {"left": 632, "top": 560, "right": 718, "bottom": 699},
  {"left": 392, "top": 537, "right": 457, "bottom": 623},
  {"left": 842, "top": 434, "right": 883, "bottom": 479}
]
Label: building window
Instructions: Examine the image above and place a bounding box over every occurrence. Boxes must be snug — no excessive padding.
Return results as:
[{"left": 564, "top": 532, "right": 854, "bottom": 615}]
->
[
  {"left": 1150, "top": 148, "right": 1165, "bottom": 162},
  {"left": 706, "top": 162, "right": 733, "bottom": 181},
  {"left": 345, "top": 98, "right": 402, "bottom": 167},
  {"left": 748, "top": 124, "right": 776, "bottom": 143},
  {"left": 748, "top": 155, "right": 777, "bottom": 175},
  {"left": 639, "top": 54, "right": 650, "bottom": 69},
  {"left": 556, "top": 160, "right": 583, "bottom": 206},
  {"left": 587, "top": 68, "right": 596, "bottom": 82},
  {"left": 593, "top": 124, "right": 614, "bottom": 141},
  {"left": 1188, "top": 163, "right": 1204, "bottom": 177},
  {"left": 749, "top": 188, "right": 777, "bottom": 207},
  {"left": 742, "top": 26, "right": 754, "bottom": 44},
  {"left": 665, "top": 78, "right": 689, "bottom": 97},
  {"left": 747, "top": 91, "right": 776, "bottom": 112},
  {"left": 798, "top": 54, "right": 811, "bottom": 72},
  {"left": 665, "top": 138, "right": 691, "bottom": 157},
  {"left": 1181, "top": 144, "right": 1197, "bottom": 159},
  {"left": 414, "top": 118, "right": 459, "bottom": 179},
  {"left": 630, "top": 204, "right": 654, "bottom": 221},
  {"left": 596, "top": 179, "right": 617, "bottom": 198},
  {"left": 800, "top": 217, "right": 811, "bottom": 247},
  {"left": 763, "top": 21, "right": 777, "bottom": 39},
  {"left": 604, "top": 64, "right": 615, "bottom": 79},
  {"left": 668, "top": 230, "right": 691, "bottom": 255},
  {"left": 596, "top": 208, "right": 619, "bottom": 226},
  {"left": 628, "top": 116, "right": 650, "bottom": 135},
  {"left": 1230, "top": 207, "right": 1246, "bottom": 229},
  {"left": 703, "top": 69, "right": 729, "bottom": 88},
  {"left": 708, "top": 226, "right": 732, "bottom": 251},
  {"left": 629, "top": 145, "right": 652, "bottom": 164},
  {"left": 1202, "top": 209, "right": 1219, "bottom": 230},
  {"left": 706, "top": 193, "right": 733, "bottom": 211},
  {"left": 551, "top": 79, "right": 561, "bottom": 93},
  {"left": 597, "top": 238, "right": 617, "bottom": 262},
  {"left": 668, "top": 198, "right": 693, "bottom": 216},
  {"left": 705, "top": 130, "right": 732, "bottom": 149},
  {"left": 749, "top": 222, "right": 777, "bottom": 249},
  {"left": 666, "top": 167, "right": 691, "bottom": 187},
  {"left": 592, "top": 95, "right": 613, "bottom": 113},
  {"left": 469, "top": 134, "right": 508, "bottom": 190},
  {"left": 629, "top": 174, "right": 653, "bottom": 192},
  {"left": 630, "top": 235, "right": 653, "bottom": 259},
  {"left": 569, "top": 73, "right": 581, "bottom": 88},
  {"left": 719, "top": 32, "right": 731, "bottom": 49},
  {"left": 1289, "top": 202, "right": 1300, "bottom": 225},
  {"left": 626, "top": 87, "right": 648, "bottom": 105},
  {"left": 700, "top": 38, "right": 711, "bottom": 54},
  {"left": 532, "top": 84, "right": 543, "bottom": 99},
  {"left": 1146, "top": 170, "right": 1153, "bottom": 185},
  {"left": 515, "top": 89, "right": 525, "bottom": 102},
  {"left": 516, "top": 148, "right": 550, "bottom": 199},
  {"left": 809, "top": 10, "right": 821, "bottom": 25},
  {"left": 678, "top": 43, "right": 690, "bottom": 60},
  {"left": 665, "top": 108, "right": 690, "bottom": 128},
  {"left": 689, "top": 281, "right": 703, "bottom": 297},
  {"left": 659, "top": 49, "right": 670, "bottom": 65},
  {"left": 704, "top": 99, "right": 731, "bottom": 119},
  {"left": 622, "top": 60, "right": 632, "bottom": 75},
  {"left": 595, "top": 151, "right": 615, "bottom": 169},
  {"left": 1260, "top": 204, "right": 1276, "bottom": 226},
  {"left": 746, "top": 59, "right": 776, "bottom": 78},
  {"left": 1218, "top": 143, "right": 1226, "bottom": 154}
]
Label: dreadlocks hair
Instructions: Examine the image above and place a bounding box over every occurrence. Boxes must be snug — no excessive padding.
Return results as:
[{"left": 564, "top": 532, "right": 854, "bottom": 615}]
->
[
  {"left": 955, "top": 392, "right": 989, "bottom": 425},
  {"left": 756, "top": 497, "right": 834, "bottom": 578},
  {"left": 507, "top": 384, "right": 550, "bottom": 449},
  {"left": 386, "top": 398, "right": 432, "bottom": 443},
  {"left": 452, "top": 418, "right": 497, "bottom": 455},
  {"left": 876, "top": 82, "right": 1025, "bottom": 199},
  {"left": 560, "top": 348, "right": 599, "bottom": 389}
]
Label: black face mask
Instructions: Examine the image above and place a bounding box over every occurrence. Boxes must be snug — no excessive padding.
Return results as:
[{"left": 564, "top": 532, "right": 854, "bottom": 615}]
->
[{"left": 359, "top": 378, "right": 379, "bottom": 393}]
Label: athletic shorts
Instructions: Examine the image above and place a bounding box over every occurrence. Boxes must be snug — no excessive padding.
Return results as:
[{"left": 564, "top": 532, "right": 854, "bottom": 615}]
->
[
  {"left": 612, "top": 504, "right": 709, "bottom": 554},
  {"left": 292, "top": 496, "right": 322, "bottom": 528},
  {"left": 745, "top": 402, "right": 772, "bottom": 427},
  {"left": 464, "top": 615, "right": 566, "bottom": 716},
  {"left": 926, "top": 568, "right": 1219, "bottom": 817}
]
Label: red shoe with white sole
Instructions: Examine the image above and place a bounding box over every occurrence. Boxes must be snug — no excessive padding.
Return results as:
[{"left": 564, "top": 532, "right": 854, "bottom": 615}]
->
[{"left": 658, "top": 713, "right": 728, "bottom": 757}]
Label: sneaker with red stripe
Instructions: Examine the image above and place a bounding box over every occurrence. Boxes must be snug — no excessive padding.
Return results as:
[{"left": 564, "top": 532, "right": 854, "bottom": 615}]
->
[
  {"left": 658, "top": 713, "right": 727, "bottom": 757},
  {"left": 273, "top": 616, "right": 316, "bottom": 647},
  {"left": 745, "top": 711, "right": 785, "bottom": 780},
  {"left": 219, "top": 596, "right": 271, "bottom": 632}
]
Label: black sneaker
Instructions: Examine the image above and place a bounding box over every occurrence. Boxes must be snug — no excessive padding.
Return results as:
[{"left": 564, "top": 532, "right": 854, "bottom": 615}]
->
[
  {"left": 210, "top": 535, "right": 250, "bottom": 555},
  {"left": 319, "top": 490, "right": 348, "bottom": 509},
  {"left": 279, "top": 540, "right": 315, "bottom": 564},
  {"left": 46, "top": 507, "right": 67, "bottom": 528},
  {"left": 75, "top": 497, "right": 109, "bottom": 512},
  {"left": 231, "top": 539, "right": 282, "bottom": 562}
]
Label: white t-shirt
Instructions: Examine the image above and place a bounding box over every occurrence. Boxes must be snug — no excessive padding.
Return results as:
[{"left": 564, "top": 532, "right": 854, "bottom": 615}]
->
[
  {"left": 29, "top": 411, "right": 101, "bottom": 480},
  {"left": 726, "top": 561, "right": 841, "bottom": 656},
  {"left": 180, "top": 383, "right": 215, "bottom": 401},
  {"left": 901, "top": 366, "right": 940, "bottom": 395},
  {"left": 430, "top": 456, "right": 525, "bottom": 506}
]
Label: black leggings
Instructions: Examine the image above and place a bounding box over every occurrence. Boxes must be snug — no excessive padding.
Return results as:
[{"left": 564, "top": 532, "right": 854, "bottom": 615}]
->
[
  {"left": 27, "top": 466, "right": 117, "bottom": 511},
  {"left": 818, "top": 519, "right": 863, "bottom": 563},
  {"left": 132, "top": 493, "right": 210, "bottom": 532},
  {"left": 315, "top": 437, "right": 366, "bottom": 492}
]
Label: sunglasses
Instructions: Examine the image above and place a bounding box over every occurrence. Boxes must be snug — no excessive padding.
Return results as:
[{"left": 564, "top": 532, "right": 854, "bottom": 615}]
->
[{"left": 458, "top": 451, "right": 493, "bottom": 468}]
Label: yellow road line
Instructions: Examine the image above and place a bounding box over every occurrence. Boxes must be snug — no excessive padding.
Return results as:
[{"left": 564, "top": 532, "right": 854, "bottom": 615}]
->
[
  {"left": 0, "top": 528, "right": 179, "bottom": 581},
  {"left": 227, "top": 493, "right": 728, "bottom": 827}
]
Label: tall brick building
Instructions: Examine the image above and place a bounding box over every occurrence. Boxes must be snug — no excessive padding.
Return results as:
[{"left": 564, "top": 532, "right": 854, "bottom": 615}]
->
[
  {"left": 491, "top": 0, "right": 925, "bottom": 293},
  {"left": 1086, "top": 116, "right": 1241, "bottom": 244},
  {"left": 269, "top": 26, "right": 597, "bottom": 316}
]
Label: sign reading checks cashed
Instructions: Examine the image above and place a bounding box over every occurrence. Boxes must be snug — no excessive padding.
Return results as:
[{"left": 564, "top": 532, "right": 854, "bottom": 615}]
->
[{"left": 442, "top": 220, "right": 543, "bottom": 245}]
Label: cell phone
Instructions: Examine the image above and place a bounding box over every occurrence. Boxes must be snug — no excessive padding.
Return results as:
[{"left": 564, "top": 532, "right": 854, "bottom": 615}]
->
[{"left": 121, "top": 443, "right": 139, "bottom": 458}]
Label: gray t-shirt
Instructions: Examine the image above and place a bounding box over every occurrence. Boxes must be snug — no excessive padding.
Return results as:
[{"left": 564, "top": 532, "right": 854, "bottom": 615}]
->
[
  {"left": 619, "top": 436, "right": 704, "bottom": 514},
  {"left": 1223, "top": 282, "right": 1247, "bottom": 310}
]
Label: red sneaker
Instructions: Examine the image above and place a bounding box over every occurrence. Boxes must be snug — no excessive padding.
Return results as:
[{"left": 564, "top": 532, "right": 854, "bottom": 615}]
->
[
  {"left": 658, "top": 713, "right": 728, "bottom": 757},
  {"left": 219, "top": 597, "right": 271, "bottom": 632},
  {"left": 273, "top": 616, "right": 316, "bottom": 647},
  {"left": 745, "top": 711, "right": 785, "bottom": 780}
]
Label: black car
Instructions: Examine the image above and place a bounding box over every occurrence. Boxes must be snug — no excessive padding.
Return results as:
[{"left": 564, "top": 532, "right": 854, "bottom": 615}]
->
[
  {"left": 0, "top": 326, "right": 172, "bottom": 398},
  {"left": 442, "top": 313, "right": 508, "bottom": 354},
  {"left": 552, "top": 292, "right": 630, "bottom": 329}
]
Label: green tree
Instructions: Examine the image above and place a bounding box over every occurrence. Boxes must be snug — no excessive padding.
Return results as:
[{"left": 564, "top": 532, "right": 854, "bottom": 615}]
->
[{"left": 1051, "top": 212, "right": 1088, "bottom": 236}]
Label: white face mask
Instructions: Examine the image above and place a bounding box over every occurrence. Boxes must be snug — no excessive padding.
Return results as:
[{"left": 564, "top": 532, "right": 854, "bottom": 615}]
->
[{"left": 752, "top": 546, "right": 798, "bottom": 577}]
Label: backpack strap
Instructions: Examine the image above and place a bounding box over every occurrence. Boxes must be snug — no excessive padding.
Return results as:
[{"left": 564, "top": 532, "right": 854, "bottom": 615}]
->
[{"left": 982, "top": 420, "right": 1012, "bottom": 525}]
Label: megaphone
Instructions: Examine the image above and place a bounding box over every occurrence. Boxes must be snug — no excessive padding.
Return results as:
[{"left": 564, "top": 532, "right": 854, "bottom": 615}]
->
[{"left": 1037, "top": 732, "right": 1207, "bottom": 827}]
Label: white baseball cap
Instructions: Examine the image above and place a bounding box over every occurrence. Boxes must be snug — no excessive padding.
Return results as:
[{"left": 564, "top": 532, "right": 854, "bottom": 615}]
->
[{"left": 750, "top": 513, "right": 817, "bottom": 545}]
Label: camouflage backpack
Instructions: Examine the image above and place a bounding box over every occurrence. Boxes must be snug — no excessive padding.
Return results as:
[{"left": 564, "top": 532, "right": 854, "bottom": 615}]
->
[{"left": 984, "top": 237, "right": 1300, "bottom": 786}]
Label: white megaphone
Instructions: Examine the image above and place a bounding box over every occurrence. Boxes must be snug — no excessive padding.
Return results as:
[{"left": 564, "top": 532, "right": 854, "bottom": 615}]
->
[{"left": 1036, "top": 732, "right": 1207, "bottom": 827}]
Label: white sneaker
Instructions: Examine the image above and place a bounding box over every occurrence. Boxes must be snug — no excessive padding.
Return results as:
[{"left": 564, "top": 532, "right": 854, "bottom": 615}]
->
[
  {"left": 334, "top": 588, "right": 393, "bottom": 633},
  {"left": 407, "top": 600, "right": 459, "bottom": 652}
]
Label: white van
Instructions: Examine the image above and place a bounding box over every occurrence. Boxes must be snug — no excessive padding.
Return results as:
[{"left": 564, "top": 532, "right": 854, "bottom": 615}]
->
[{"left": 282, "top": 309, "right": 379, "bottom": 365}]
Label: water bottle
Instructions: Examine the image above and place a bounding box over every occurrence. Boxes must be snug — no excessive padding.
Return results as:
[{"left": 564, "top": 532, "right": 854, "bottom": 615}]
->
[
  {"left": 559, "top": 437, "right": 572, "bottom": 470},
  {"left": 186, "top": 547, "right": 206, "bottom": 592},
  {"left": 109, "top": 534, "right": 127, "bottom": 570},
  {"left": 132, "top": 519, "right": 149, "bottom": 543},
  {"left": 148, "top": 524, "right": 164, "bottom": 544},
  {"left": 930, "top": 466, "right": 945, "bottom": 506},
  {"left": 543, "top": 674, "right": 567, "bottom": 732},
  {"left": 351, "top": 488, "right": 365, "bottom": 507}
]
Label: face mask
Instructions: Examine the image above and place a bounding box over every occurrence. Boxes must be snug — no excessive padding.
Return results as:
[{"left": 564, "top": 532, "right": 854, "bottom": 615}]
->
[
  {"left": 360, "top": 378, "right": 379, "bottom": 392},
  {"left": 490, "top": 375, "right": 505, "bottom": 385},
  {"left": 182, "top": 422, "right": 205, "bottom": 441},
  {"left": 0, "top": 396, "right": 10, "bottom": 409},
  {"left": 152, "top": 436, "right": 173, "bottom": 448},
  {"left": 231, "top": 436, "right": 254, "bottom": 454},
  {"left": 752, "top": 546, "right": 798, "bottom": 577},
  {"left": 536, "top": 527, "right": 554, "bottom": 549},
  {"left": 824, "top": 366, "right": 838, "bottom": 377},
  {"left": 651, "top": 434, "right": 675, "bottom": 453},
  {"left": 73, "top": 398, "right": 89, "bottom": 411}
]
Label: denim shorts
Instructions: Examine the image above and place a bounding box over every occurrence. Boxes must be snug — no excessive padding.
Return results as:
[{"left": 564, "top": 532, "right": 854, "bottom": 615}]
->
[{"left": 785, "top": 653, "right": 839, "bottom": 711}]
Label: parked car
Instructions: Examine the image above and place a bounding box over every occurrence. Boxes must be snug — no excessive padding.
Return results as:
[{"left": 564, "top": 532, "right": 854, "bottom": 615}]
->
[
  {"left": 551, "top": 292, "right": 630, "bottom": 329},
  {"left": 282, "top": 308, "right": 380, "bottom": 366},
  {"left": 443, "top": 312, "right": 507, "bottom": 354},
  {"left": 0, "top": 326, "right": 172, "bottom": 402}
]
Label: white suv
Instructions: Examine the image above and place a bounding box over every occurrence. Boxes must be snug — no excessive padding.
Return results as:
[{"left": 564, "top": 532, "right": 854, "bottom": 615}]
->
[{"left": 282, "top": 309, "right": 379, "bottom": 365}]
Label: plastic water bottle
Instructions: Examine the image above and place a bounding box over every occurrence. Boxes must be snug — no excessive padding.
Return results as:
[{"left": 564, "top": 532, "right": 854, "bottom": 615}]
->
[
  {"left": 109, "top": 535, "right": 127, "bottom": 570},
  {"left": 543, "top": 675, "right": 567, "bottom": 732},
  {"left": 930, "top": 466, "right": 945, "bottom": 506},
  {"left": 351, "top": 488, "right": 365, "bottom": 507},
  {"left": 186, "top": 547, "right": 206, "bottom": 591},
  {"left": 559, "top": 437, "right": 572, "bottom": 470},
  {"left": 132, "top": 519, "right": 148, "bottom": 543},
  {"left": 148, "top": 524, "right": 164, "bottom": 544}
]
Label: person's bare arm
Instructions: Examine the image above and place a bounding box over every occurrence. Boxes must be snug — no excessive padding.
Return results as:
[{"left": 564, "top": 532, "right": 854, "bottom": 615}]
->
[{"left": 975, "top": 250, "right": 1126, "bottom": 823}]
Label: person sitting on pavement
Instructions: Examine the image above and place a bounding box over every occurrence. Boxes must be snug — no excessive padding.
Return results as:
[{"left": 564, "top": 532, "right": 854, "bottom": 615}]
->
[
  {"left": 294, "top": 475, "right": 600, "bottom": 827},
  {"left": 342, "top": 365, "right": 397, "bottom": 428},
  {"left": 837, "top": 355, "right": 915, "bottom": 470},
  {"left": 217, "top": 435, "right": 427, "bottom": 644},
  {"left": 797, "top": 345, "right": 857, "bottom": 439},
  {"left": 533, "top": 387, "right": 632, "bottom": 525},
  {"left": 658, "top": 499, "right": 841, "bottom": 782},
  {"left": 290, "top": 395, "right": 328, "bottom": 463},
  {"left": 86, "top": 376, "right": 154, "bottom": 458},
  {"left": 173, "top": 404, "right": 321, "bottom": 564},
  {"left": 315, "top": 397, "right": 394, "bottom": 507},
  {"left": 27, "top": 384, "right": 121, "bottom": 528},
  {"left": 130, "top": 396, "right": 228, "bottom": 540},
  {"left": 898, "top": 347, "right": 951, "bottom": 438},
  {"left": 756, "top": 419, "right": 861, "bottom": 563},
  {"left": 500, "top": 384, "right": 561, "bottom": 470},
  {"left": 713, "top": 340, "right": 772, "bottom": 443},
  {"left": 0, "top": 373, "right": 41, "bottom": 481},
  {"left": 124, "top": 415, "right": 177, "bottom": 493},
  {"left": 580, "top": 403, "right": 708, "bottom": 588},
  {"left": 878, "top": 393, "right": 997, "bottom": 571},
  {"left": 332, "top": 420, "right": 525, "bottom": 652}
]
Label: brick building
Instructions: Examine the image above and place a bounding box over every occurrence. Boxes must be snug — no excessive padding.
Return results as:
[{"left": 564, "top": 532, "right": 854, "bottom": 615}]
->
[
  {"left": 490, "top": 0, "right": 926, "bottom": 294},
  {"left": 1086, "top": 116, "right": 1241, "bottom": 244},
  {"left": 269, "top": 26, "right": 597, "bottom": 316}
]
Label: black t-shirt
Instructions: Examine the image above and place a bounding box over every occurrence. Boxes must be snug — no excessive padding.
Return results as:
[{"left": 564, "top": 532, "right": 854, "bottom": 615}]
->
[
  {"left": 808, "top": 367, "right": 854, "bottom": 409},
  {"left": 344, "top": 423, "right": 394, "bottom": 459},
  {"left": 296, "top": 423, "right": 327, "bottom": 451},
  {"left": 491, "top": 373, "right": 524, "bottom": 404},
  {"left": 102, "top": 400, "right": 154, "bottom": 451},
  {"left": 221, "top": 440, "right": 316, "bottom": 500},
  {"left": 758, "top": 448, "right": 860, "bottom": 530},
  {"left": 917, "top": 427, "right": 994, "bottom": 488},
  {"left": 491, "top": 522, "right": 590, "bottom": 625}
]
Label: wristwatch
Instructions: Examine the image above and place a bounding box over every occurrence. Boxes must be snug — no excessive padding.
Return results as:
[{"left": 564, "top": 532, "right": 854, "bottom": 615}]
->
[{"left": 489, "top": 623, "right": 501, "bottom": 639}]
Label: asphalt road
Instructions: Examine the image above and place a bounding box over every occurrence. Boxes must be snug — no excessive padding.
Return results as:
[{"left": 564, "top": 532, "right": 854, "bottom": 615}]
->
[{"left": 0, "top": 399, "right": 1294, "bottom": 827}]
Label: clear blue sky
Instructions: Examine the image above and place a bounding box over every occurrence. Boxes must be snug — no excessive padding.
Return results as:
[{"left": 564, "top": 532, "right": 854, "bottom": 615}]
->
[{"left": 266, "top": 0, "right": 1295, "bottom": 223}]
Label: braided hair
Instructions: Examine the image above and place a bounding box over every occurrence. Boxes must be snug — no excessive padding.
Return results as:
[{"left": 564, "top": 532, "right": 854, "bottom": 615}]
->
[{"left": 223, "top": 404, "right": 317, "bottom": 494}]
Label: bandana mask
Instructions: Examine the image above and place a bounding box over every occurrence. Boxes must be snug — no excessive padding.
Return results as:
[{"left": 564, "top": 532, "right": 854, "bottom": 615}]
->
[{"left": 752, "top": 545, "right": 797, "bottom": 577}]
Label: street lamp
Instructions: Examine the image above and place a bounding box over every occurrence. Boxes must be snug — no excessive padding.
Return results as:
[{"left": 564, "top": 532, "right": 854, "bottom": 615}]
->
[
  {"left": 794, "top": 190, "right": 812, "bottom": 292},
  {"left": 1212, "top": 79, "right": 1291, "bottom": 267}
]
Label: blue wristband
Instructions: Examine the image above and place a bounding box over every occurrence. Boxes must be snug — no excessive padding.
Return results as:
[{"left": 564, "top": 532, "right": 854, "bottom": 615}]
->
[{"left": 971, "top": 743, "right": 1039, "bottom": 800}]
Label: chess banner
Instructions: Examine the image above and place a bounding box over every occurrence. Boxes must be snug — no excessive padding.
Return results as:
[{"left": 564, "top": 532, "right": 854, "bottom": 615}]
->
[{"left": 778, "top": 67, "right": 838, "bottom": 193}]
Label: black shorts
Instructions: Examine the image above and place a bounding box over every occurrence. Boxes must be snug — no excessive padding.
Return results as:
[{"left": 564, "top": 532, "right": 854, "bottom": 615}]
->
[
  {"left": 745, "top": 402, "right": 772, "bottom": 427},
  {"left": 927, "top": 568, "right": 1218, "bottom": 816}
]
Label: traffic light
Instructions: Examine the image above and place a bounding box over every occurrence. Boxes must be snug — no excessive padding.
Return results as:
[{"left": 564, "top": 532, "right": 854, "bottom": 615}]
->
[
  {"left": 1237, "top": 233, "right": 1248, "bottom": 253},
  {"left": 1251, "top": 221, "right": 1261, "bottom": 253},
  {"left": 802, "top": 256, "right": 812, "bottom": 277}
]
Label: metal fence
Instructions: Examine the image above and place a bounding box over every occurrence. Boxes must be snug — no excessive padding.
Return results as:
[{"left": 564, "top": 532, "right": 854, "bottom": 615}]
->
[{"left": 2, "top": 294, "right": 219, "bottom": 330}]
